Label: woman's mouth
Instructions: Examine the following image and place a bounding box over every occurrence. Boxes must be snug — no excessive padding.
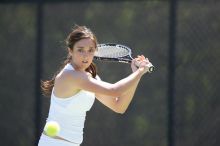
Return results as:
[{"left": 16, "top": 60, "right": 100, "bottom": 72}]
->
[{"left": 82, "top": 61, "right": 88, "bottom": 63}]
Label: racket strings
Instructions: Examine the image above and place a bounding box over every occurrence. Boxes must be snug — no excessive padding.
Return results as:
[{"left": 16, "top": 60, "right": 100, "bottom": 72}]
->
[{"left": 95, "top": 45, "right": 130, "bottom": 58}]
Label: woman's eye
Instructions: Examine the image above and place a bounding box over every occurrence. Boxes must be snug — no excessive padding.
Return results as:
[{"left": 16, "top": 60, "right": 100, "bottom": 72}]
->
[
  {"left": 89, "top": 49, "right": 95, "bottom": 53},
  {"left": 78, "top": 49, "right": 83, "bottom": 53}
]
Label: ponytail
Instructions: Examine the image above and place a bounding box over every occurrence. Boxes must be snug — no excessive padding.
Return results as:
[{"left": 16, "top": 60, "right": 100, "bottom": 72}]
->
[
  {"left": 86, "top": 62, "right": 97, "bottom": 78},
  {"left": 41, "top": 79, "right": 55, "bottom": 97}
]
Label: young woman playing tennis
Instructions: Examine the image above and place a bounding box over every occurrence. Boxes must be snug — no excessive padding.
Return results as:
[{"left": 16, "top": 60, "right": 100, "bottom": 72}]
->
[{"left": 38, "top": 25, "right": 152, "bottom": 146}]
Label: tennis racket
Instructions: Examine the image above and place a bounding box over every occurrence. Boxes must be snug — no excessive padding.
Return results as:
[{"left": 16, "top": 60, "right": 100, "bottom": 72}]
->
[{"left": 94, "top": 43, "right": 155, "bottom": 73}]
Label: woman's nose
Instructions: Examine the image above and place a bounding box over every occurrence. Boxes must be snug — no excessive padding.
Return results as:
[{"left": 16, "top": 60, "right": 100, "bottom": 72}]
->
[{"left": 82, "top": 52, "right": 89, "bottom": 58}]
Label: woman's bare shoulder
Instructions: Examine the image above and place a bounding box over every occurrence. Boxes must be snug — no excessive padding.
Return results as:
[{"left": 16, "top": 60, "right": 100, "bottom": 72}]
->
[
  {"left": 55, "top": 70, "right": 91, "bottom": 90},
  {"left": 54, "top": 70, "right": 86, "bottom": 98}
]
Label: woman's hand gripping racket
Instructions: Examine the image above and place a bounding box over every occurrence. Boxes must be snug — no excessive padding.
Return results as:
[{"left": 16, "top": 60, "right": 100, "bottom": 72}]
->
[{"left": 94, "top": 43, "right": 155, "bottom": 73}]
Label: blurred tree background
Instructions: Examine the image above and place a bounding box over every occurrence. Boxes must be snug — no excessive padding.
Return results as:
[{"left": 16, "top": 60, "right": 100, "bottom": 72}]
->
[{"left": 0, "top": 0, "right": 219, "bottom": 146}]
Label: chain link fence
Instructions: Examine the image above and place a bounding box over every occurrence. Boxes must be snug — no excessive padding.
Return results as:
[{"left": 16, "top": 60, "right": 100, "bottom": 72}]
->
[{"left": 0, "top": 1, "right": 219, "bottom": 146}]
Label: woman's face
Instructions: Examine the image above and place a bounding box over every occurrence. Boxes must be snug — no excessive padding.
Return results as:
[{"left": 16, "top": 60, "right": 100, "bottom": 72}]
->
[{"left": 70, "top": 38, "right": 96, "bottom": 71}]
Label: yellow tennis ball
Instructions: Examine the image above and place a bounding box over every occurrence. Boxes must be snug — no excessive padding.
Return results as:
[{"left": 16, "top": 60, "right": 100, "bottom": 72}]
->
[{"left": 44, "top": 121, "right": 60, "bottom": 137}]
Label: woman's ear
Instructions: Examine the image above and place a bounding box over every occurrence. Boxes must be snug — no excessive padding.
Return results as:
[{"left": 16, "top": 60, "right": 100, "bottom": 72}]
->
[
  {"left": 68, "top": 47, "right": 71, "bottom": 52},
  {"left": 68, "top": 47, "right": 72, "bottom": 54}
]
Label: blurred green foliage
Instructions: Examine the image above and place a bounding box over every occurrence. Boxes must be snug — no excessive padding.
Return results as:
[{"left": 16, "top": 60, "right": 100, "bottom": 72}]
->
[{"left": 0, "top": 1, "right": 219, "bottom": 146}]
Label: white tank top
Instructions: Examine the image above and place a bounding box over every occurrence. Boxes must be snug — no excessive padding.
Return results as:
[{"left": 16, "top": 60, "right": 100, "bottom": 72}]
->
[{"left": 46, "top": 63, "right": 95, "bottom": 144}]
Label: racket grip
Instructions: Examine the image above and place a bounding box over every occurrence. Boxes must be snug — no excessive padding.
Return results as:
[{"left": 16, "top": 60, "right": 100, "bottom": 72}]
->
[
  {"left": 134, "top": 61, "right": 155, "bottom": 73},
  {"left": 148, "top": 64, "right": 155, "bottom": 73}
]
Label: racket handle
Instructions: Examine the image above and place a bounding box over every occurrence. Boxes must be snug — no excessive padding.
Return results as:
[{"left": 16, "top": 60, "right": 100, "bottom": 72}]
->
[
  {"left": 148, "top": 64, "right": 155, "bottom": 73},
  {"left": 134, "top": 61, "right": 155, "bottom": 73}
]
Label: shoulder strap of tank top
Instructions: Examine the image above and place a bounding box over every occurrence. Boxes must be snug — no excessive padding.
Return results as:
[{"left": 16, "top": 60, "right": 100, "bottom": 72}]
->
[{"left": 63, "top": 63, "right": 74, "bottom": 71}]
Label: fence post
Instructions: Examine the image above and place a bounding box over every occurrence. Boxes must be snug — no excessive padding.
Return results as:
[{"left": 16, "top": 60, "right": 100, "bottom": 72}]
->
[
  {"left": 35, "top": 0, "right": 43, "bottom": 145},
  {"left": 167, "top": 0, "right": 178, "bottom": 146}
]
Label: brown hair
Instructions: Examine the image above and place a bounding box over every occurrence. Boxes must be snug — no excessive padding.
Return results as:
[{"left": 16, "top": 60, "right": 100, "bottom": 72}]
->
[{"left": 41, "top": 25, "right": 98, "bottom": 97}]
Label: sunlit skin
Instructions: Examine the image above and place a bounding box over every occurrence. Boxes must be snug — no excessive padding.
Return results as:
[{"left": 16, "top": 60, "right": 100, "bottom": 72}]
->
[{"left": 69, "top": 38, "right": 96, "bottom": 71}]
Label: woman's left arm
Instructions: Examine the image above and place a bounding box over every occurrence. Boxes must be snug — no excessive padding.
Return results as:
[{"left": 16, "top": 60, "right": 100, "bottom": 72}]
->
[
  {"left": 95, "top": 56, "right": 148, "bottom": 114},
  {"left": 95, "top": 75, "right": 140, "bottom": 114}
]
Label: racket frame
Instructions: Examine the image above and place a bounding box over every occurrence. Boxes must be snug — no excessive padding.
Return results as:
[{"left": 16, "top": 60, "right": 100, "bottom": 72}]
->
[
  {"left": 94, "top": 43, "right": 133, "bottom": 63},
  {"left": 94, "top": 43, "right": 154, "bottom": 73}
]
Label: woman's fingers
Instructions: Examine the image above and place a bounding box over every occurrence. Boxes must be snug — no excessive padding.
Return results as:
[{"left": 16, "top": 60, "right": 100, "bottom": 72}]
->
[
  {"left": 131, "top": 59, "right": 139, "bottom": 72},
  {"left": 135, "top": 55, "right": 150, "bottom": 65},
  {"left": 134, "top": 55, "right": 153, "bottom": 73}
]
